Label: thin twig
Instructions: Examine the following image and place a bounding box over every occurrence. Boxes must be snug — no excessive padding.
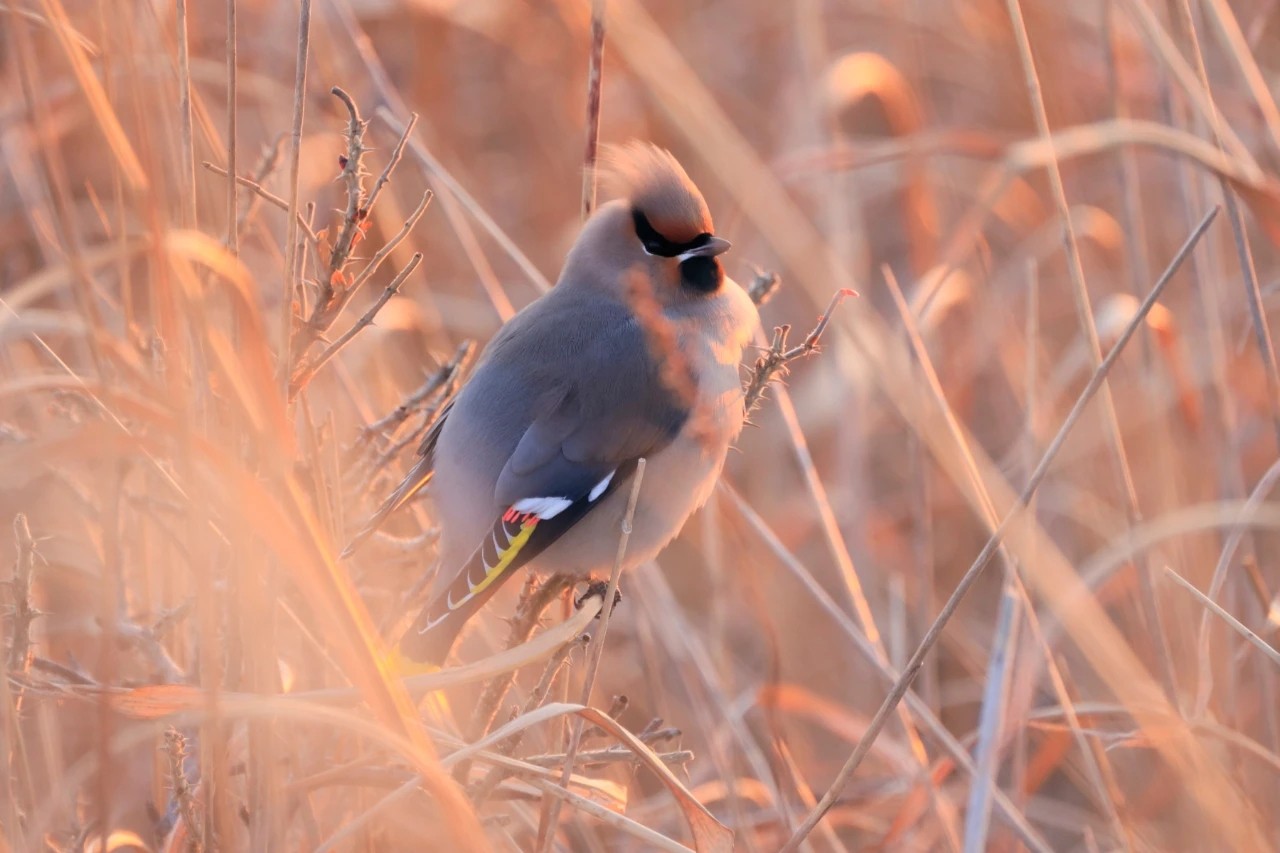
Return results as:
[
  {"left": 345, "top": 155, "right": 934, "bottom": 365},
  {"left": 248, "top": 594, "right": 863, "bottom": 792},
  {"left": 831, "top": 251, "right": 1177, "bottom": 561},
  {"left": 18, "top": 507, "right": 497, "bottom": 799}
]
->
[
  {"left": 1169, "top": 0, "right": 1280, "bottom": 449},
  {"left": 536, "top": 459, "right": 647, "bottom": 852},
  {"left": 1195, "top": 457, "right": 1280, "bottom": 715},
  {"left": 352, "top": 339, "right": 475, "bottom": 457},
  {"left": 359, "top": 354, "right": 468, "bottom": 492},
  {"left": 201, "top": 162, "right": 320, "bottom": 244},
  {"left": 346, "top": 190, "right": 433, "bottom": 296},
  {"left": 366, "top": 113, "right": 418, "bottom": 215},
  {"left": 1165, "top": 568, "right": 1280, "bottom": 670},
  {"left": 377, "top": 107, "right": 552, "bottom": 293},
  {"left": 1117, "top": 0, "right": 1256, "bottom": 169},
  {"left": 779, "top": 206, "right": 1219, "bottom": 852},
  {"left": 364, "top": 408, "right": 436, "bottom": 488},
  {"left": 235, "top": 134, "right": 287, "bottom": 235},
  {"left": 294, "top": 188, "right": 432, "bottom": 366}
]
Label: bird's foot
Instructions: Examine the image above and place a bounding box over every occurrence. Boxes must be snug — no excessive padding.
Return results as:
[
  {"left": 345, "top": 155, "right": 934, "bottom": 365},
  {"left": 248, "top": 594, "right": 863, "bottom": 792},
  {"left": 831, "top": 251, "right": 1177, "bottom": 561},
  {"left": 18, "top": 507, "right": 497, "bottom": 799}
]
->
[{"left": 574, "top": 579, "right": 623, "bottom": 616}]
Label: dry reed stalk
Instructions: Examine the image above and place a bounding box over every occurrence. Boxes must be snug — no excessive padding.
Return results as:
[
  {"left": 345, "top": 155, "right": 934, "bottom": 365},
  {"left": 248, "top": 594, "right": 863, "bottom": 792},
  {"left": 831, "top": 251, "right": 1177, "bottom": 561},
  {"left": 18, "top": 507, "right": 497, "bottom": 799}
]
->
[
  {"left": 174, "top": 0, "right": 195, "bottom": 228},
  {"left": 581, "top": 0, "right": 607, "bottom": 219},
  {"left": 724, "top": 483, "right": 1048, "bottom": 850},
  {"left": 1167, "top": 0, "right": 1280, "bottom": 449},
  {"left": 224, "top": 0, "right": 237, "bottom": 257},
  {"left": 781, "top": 207, "right": 1222, "bottom": 851},
  {"left": 280, "top": 0, "right": 312, "bottom": 394},
  {"left": 1004, "top": 0, "right": 1180, "bottom": 707},
  {"left": 11, "top": 2, "right": 1280, "bottom": 849},
  {"left": 1165, "top": 568, "right": 1280, "bottom": 670}
]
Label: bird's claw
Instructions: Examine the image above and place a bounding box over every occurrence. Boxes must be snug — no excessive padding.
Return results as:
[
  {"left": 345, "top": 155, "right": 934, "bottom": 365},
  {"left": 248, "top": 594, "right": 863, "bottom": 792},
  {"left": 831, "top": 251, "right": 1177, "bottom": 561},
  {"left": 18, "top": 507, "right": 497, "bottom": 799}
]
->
[{"left": 574, "top": 580, "right": 623, "bottom": 617}]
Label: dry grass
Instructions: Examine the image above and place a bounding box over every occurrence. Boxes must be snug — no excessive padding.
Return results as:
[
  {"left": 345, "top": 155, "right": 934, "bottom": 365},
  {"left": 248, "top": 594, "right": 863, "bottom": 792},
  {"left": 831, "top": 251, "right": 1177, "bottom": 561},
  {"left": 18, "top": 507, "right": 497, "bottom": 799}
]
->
[{"left": 4, "top": 0, "right": 1280, "bottom": 850}]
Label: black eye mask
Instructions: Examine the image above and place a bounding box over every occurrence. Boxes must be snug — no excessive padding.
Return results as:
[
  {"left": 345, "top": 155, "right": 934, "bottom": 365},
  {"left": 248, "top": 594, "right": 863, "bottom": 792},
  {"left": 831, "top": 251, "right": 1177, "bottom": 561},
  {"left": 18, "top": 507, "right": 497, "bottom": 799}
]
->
[{"left": 632, "top": 209, "right": 711, "bottom": 258}]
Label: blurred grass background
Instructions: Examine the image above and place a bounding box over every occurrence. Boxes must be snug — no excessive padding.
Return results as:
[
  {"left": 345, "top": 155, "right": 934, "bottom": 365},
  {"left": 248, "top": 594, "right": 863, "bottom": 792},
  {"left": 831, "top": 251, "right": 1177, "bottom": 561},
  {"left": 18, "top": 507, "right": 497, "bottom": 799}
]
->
[{"left": 4, "top": 0, "right": 1280, "bottom": 850}]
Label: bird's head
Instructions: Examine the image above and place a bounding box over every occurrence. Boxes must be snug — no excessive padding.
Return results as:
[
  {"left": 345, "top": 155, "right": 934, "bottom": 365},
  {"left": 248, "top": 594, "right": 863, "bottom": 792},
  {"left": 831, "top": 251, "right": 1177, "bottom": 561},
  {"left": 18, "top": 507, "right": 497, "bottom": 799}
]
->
[{"left": 561, "top": 143, "right": 732, "bottom": 304}]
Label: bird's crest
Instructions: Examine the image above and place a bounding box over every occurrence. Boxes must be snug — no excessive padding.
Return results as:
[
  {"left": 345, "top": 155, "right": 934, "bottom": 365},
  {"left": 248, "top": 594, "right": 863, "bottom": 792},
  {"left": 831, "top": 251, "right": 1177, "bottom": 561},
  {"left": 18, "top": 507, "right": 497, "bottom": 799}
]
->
[{"left": 599, "top": 142, "right": 713, "bottom": 244}]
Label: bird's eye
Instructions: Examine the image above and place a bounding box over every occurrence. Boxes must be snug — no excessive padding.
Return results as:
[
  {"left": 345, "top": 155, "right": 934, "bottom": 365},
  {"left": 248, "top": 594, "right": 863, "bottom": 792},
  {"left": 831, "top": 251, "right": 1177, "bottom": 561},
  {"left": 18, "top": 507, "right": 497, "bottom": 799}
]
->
[
  {"left": 632, "top": 209, "right": 679, "bottom": 257},
  {"left": 632, "top": 209, "right": 715, "bottom": 260}
]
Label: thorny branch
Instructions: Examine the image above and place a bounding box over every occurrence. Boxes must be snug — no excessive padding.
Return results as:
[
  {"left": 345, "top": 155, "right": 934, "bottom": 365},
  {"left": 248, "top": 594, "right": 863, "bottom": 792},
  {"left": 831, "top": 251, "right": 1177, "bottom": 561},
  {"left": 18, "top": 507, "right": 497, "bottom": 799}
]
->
[
  {"left": 203, "top": 91, "right": 427, "bottom": 399},
  {"left": 164, "top": 728, "right": 204, "bottom": 853},
  {"left": 6, "top": 513, "right": 38, "bottom": 675},
  {"left": 743, "top": 287, "right": 856, "bottom": 417},
  {"left": 325, "top": 87, "right": 371, "bottom": 284},
  {"left": 280, "top": 90, "right": 426, "bottom": 394},
  {"left": 289, "top": 252, "right": 424, "bottom": 396},
  {"left": 345, "top": 190, "right": 433, "bottom": 298}
]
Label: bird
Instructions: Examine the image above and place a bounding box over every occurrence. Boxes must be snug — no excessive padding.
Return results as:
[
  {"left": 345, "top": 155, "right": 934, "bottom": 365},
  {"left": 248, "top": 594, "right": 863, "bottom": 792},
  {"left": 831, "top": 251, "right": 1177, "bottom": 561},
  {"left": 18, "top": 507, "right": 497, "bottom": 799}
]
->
[{"left": 347, "top": 143, "right": 760, "bottom": 665}]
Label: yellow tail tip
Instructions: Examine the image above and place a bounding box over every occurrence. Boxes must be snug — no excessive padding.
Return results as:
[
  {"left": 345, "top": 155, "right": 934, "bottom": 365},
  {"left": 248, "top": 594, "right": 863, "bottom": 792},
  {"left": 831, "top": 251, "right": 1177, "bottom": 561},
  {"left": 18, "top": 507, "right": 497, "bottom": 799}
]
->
[
  {"left": 385, "top": 646, "right": 452, "bottom": 721},
  {"left": 386, "top": 646, "right": 441, "bottom": 679}
]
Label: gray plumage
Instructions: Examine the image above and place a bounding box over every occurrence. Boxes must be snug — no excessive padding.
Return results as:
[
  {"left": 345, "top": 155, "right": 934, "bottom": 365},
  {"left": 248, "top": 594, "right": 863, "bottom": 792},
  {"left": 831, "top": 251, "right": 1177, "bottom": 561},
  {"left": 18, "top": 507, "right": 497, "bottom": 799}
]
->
[{"left": 352, "top": 143, "right": 759, "bottom": 664}]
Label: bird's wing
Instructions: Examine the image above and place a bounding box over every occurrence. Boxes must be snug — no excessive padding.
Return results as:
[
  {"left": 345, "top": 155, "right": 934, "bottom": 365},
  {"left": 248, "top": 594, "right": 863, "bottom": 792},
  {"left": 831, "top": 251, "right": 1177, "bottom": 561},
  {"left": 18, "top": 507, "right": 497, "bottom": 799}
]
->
[{"left": 400, "top": 309, "right": 691, "bottom": 663}]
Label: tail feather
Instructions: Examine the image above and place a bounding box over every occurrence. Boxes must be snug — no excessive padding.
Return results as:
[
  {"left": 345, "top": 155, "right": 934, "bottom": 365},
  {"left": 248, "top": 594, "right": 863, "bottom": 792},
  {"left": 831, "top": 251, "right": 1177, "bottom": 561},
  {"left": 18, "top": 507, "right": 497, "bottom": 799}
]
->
[
  {"left": 399, "top": 576, "right": 504, "bottom": 665},
  {"left": 395, "top": 461, "right": 636, "bottom": 665},
  {"left": 399, "top": 514, "right": 540, "bottom": 664}
]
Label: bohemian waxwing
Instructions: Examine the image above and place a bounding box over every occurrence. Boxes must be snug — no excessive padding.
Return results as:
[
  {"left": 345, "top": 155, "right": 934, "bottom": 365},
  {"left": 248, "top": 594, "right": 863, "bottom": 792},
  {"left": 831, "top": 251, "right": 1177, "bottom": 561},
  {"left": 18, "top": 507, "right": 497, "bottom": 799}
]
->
[{"left": 349, "top": 143, "right": 760, "bottom": 664}]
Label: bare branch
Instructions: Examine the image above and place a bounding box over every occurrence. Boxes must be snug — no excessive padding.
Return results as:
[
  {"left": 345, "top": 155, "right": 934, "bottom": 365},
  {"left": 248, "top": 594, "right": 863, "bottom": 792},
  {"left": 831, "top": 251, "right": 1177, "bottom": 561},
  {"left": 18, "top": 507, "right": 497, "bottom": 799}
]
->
[
  {"left": 289, "top": 252, "right": 423, "bottom": 397},
  {"left": 743, "top": 289, "right": 855, "bottom": 417}
]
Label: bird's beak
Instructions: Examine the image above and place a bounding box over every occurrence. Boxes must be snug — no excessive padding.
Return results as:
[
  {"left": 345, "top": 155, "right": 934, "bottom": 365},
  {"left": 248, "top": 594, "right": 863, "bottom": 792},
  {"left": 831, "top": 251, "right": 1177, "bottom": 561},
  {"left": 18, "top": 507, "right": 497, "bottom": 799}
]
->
[{"left": 678, "top": 235, "right": 731, "bottom": 261}]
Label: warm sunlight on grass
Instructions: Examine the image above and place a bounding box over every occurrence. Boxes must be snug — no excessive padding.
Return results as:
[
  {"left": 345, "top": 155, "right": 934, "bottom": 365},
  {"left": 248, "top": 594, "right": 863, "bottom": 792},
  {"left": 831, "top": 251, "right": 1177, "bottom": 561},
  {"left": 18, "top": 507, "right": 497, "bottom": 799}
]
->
[{"left": 4, "top": 1, "right": 1280, "bottom": 851}]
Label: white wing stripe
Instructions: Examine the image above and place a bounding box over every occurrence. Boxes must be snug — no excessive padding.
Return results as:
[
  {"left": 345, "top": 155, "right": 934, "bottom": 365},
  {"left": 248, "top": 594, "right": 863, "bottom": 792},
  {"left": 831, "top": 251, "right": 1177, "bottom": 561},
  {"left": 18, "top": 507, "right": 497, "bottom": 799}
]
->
[
  {"left": 588, "top": 471, "right": 615, "bottom": 502},
  {"left": 512, "top": 496, "right": 573, "bottom": 519}
]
